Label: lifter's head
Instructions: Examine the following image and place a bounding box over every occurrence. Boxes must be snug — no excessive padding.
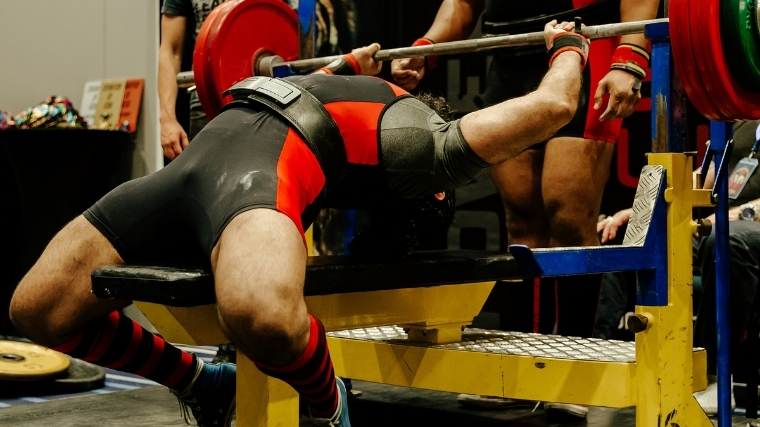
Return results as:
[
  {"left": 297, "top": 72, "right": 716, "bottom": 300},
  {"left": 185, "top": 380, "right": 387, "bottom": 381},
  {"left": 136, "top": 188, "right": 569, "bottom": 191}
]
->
[
  {"left": 415, "top": 92, "right": 455, "bottom": 121},
  {"left": 347, "top": 190, "right": 456, "bottom": 257}
]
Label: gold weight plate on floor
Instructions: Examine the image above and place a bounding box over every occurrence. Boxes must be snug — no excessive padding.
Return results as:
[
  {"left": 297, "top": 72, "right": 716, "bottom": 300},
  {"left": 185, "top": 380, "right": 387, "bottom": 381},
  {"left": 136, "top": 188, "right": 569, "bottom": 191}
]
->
[{"left": 0, "top": 341, "right": 70, "bottom": 381}]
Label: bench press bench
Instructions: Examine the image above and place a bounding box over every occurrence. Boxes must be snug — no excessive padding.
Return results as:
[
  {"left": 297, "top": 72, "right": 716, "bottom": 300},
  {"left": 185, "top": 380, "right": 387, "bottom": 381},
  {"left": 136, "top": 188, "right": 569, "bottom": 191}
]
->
[{"left": 91, "top": 157, "right": 712, "bottom": 427}]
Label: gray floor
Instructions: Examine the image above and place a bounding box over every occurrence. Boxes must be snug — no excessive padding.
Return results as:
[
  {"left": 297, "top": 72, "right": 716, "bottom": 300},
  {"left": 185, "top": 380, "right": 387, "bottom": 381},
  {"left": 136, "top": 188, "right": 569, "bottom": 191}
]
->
[{"left": 0, "top": 381, "right": 757, "bottom": 427}]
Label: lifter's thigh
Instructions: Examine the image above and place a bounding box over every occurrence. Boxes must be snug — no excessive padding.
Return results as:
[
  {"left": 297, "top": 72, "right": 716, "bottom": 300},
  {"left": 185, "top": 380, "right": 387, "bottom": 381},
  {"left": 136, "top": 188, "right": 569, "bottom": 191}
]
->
[
  {"left": 542, "top": 137, "right": 614, "bottom": 247},
  {"left": 212, "top": 209, "right": 310, "bottom": 366},
  {"left": 10, "top": 215, "right": 127, "bottom": 346},
  {"left": 490, "top": 148, "right": 549, "bottom": 247}
]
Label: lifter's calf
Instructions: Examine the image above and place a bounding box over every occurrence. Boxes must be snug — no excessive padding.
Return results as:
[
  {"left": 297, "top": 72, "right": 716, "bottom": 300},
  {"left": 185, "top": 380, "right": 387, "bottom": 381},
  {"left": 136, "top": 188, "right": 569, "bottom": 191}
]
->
[{"left": 9, "top": 216, "right": 127, "bottom": 347}]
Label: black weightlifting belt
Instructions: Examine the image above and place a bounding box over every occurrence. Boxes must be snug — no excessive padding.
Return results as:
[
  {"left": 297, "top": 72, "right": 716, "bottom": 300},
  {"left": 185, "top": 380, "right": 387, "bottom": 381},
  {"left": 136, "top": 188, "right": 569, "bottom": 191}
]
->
[
  {"left": 222, "top": 77, "right": 347, "bottom": 187},
  {"left": 483, "top": 0, "right": 620, "bottom": 56}
]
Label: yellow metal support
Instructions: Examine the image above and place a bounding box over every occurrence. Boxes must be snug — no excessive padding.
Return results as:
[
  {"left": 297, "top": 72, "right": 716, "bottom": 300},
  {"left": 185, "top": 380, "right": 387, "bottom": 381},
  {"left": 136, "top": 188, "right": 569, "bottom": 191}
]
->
[
  {"left": 636, "top": 153, "right": 711, "bottom": 426},
  {"left": 305, "top": 282, "right": 494, "bottom": 332},
  {"left": 237, "top": 352, "right": 299, "bottom": 427},
  {"left": 136, "top": 282, "right": 493, "bottom": 345},
  {"left": 404, "top": 322, "right": 467, "bottom": 344},
  {"left": 328, "top": 333, "right": 705, "bottom": 408},
  {"left": 133, "top": 302, "right": 227, "bottom": 345}
]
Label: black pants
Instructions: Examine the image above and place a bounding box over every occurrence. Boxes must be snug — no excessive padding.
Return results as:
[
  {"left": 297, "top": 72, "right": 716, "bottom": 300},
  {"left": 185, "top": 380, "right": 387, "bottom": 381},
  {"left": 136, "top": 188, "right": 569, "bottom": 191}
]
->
[
  {"left": 594, "top": 221, "right": 760, "bottom": 374},
  {"left": 189, "top": 108, "right": 210, "bottom": 142},
  {"left": 695, "top": 220, "right": 760, "bottom": 375}
]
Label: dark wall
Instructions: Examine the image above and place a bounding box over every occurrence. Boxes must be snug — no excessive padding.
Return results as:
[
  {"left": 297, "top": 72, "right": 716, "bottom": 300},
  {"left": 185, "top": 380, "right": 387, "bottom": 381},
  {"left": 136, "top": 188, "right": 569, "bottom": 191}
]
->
[{"left": 354, "top": 0, "right": 449, "bottom": 97}]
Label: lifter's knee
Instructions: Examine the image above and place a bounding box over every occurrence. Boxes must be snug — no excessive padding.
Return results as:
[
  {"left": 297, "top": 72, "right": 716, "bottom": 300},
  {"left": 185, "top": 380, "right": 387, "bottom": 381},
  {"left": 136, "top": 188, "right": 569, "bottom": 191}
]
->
[
  {"left": 217, "top": 301, "right": 310, "bottom": 366},
  {"left": 10, "top": 286, "right": 67, "bottom": 347},
  {"left": 9, "top": 216, "right": 124, "bottom": 346}
]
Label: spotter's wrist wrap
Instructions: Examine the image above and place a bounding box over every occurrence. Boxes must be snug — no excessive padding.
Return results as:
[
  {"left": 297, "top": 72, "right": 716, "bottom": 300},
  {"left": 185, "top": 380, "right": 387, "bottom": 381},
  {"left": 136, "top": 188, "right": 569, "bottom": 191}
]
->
[
  {"left": 318, "top": 53, "right": 361, "bottom": 75},
  {"left": 609, "top": 43, "right": 650, "bottom": 80},
  {"left": 412, "top": 38, "right": 438, "bottom": 71},
  {"left": 547, "top": 32, "right": 590, "bottom": 70}
]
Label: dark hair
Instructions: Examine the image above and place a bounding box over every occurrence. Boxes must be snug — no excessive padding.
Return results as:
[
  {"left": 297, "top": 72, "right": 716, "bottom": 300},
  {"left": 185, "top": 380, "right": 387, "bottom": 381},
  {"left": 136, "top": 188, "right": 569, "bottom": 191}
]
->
[
  {"left": 415, "top": 92, "right": 456, "bottom": 122},
  {"left": 347, "top": 191, "right": 456, "bottom": 258}
]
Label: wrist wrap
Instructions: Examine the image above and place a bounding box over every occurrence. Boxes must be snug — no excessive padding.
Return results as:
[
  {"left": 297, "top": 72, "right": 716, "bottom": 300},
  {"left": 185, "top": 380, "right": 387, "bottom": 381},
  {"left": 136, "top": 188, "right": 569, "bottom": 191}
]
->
[
  {"left": 547, "top": 32, "right": 590, "bottom": 69},
  {"left": 610, "top": 43, "right": 650, "bottom": 80},
  {"left": 318, "top": 53, "right": 361, "bottom": 75},
  {"left": 412, "top": 38, "right": 438, "bottom": 71}
]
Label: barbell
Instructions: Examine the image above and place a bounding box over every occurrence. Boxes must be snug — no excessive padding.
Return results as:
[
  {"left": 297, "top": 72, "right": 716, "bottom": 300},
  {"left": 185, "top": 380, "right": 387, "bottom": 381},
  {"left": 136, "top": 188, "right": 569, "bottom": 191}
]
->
[
  {"left": 178, "top": 17, "right": 668, "bottom": 89},
  {"left": 186, "top": 0, "right": 760, "bottom": 122}
]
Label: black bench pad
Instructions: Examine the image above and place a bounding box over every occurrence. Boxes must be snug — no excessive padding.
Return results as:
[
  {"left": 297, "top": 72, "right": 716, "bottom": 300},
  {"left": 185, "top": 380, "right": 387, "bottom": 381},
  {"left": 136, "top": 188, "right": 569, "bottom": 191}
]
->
[{"left": 91, "top": 250, "right": 522, "bottom": 307}]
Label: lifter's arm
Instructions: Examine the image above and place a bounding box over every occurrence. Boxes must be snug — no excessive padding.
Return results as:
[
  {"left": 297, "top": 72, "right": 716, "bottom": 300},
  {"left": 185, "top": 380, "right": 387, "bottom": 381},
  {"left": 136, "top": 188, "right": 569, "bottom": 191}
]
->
[
  {"left": 392, "top": 0, "right": 485, "bottom": 90},
  {"left": 460, "top": 21, "right": 582, "bottom": 164}
]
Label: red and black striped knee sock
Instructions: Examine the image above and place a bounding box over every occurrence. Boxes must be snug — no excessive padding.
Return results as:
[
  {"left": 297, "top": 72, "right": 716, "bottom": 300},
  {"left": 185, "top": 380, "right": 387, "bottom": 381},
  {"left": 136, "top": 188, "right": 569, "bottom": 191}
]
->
[
  {"left": 51, "top": 311, "right": 198, "bottom": 392},
  {"left": 253, "top": 314, "right": 338, "bottom": 418}
]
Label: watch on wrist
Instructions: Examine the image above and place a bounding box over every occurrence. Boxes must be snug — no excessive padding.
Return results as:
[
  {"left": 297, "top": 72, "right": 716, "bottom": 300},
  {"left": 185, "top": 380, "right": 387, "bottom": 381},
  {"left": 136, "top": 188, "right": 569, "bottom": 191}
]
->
[{"left": 739, "top": 203, "right": 758, "bottom": 221}]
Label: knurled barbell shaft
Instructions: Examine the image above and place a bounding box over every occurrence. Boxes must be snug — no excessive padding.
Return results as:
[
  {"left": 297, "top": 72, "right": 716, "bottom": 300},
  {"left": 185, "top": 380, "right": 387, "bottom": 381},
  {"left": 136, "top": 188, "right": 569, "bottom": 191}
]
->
[{"left": 177, "top": 18, "right": 667, "bottom": 87}]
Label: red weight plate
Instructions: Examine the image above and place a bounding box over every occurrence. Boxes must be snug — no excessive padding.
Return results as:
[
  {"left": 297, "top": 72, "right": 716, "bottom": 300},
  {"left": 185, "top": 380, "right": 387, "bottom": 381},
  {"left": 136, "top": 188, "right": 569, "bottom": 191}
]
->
[
  {"left": 194, "top": 0, "right": 298, "bottom": 119},
  {"left": 193, "top": 2, "right": 229, "bottom": 117},
  {"left": 691, "top": 0, "right": 760, "bottom": 120},
  {"left": 670, "top": 0, "right": 728, "bottom": 120}
]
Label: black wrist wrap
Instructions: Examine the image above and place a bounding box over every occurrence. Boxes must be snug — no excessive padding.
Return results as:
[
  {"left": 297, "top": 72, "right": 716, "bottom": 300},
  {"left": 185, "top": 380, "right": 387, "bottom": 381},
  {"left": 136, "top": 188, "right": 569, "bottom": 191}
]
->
[{"left": 547, "top": 32, "right": 590, "bottom": 69}]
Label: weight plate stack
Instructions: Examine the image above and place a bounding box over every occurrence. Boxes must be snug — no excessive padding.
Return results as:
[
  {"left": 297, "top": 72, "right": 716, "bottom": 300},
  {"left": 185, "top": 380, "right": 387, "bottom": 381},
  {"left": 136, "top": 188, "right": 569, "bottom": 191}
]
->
[
  {"left": 721, "top": 0, "right": 760, "bottom": 92},
  {"left": 671, "top": 0, "right": 729, "bottom": 120},
  {"left": 194, "top": 0, "right": 299, "bottom": 118},
  {"left": 691, "top": 0, "right": 760, "bottom": 119}
]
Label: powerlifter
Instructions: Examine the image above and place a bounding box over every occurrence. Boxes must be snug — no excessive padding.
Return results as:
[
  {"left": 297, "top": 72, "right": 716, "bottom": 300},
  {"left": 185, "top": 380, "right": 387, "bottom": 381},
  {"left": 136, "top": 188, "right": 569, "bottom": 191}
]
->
[{"left": 10, "top": 21, "right": 587, "bottom": 427}]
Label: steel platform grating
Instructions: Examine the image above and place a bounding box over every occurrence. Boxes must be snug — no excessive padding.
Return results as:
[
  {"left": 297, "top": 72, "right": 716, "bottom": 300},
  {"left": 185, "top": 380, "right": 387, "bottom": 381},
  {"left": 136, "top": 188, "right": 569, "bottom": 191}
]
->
[{"left": 329, "top": 326, "right": 701, "bottom": 363}]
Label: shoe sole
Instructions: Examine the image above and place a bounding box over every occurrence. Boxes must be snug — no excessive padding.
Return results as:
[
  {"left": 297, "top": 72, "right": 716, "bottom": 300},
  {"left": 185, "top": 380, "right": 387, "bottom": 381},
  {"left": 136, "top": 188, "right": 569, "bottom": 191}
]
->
[
  {"left": 457, "top": 398, "right": 536, "bottom": 410},
  {"left": 544, "top": 406, "right": 588, "bottom": 419},
  {"left": 224, "top": 395, "right": 236, "bottom": 427}
]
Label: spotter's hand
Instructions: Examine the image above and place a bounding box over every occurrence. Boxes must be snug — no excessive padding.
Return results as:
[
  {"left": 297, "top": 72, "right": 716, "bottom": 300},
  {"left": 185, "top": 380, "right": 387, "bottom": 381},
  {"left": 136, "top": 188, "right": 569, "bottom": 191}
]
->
[
  {"left": 391, "top": 55, "right": 426, "bottom": 91},
  {"left": 594, "top": 69, "right": 642, "bottom": 121}
]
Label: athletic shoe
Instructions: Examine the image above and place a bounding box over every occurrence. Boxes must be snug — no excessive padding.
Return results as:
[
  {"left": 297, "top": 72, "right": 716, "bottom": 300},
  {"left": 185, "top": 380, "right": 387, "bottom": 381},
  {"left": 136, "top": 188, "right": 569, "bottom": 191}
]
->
[
  {"left": 457, "top": 394, "right": 536, "bottom": 409},
  {"left": 342, "top": 378, "right": 363, "bottom": 398},
  {"left": 544, "top": 402, "right": 589, "bottom": 419},
  {"left": 172, "top": 359, "right": 237, "bottom": 427},
  {"left": 310, "top": 377, "right": 351, "bottom": 426},
  {"left": 694, "top": 376, "right": 736, "bottom": 416}
]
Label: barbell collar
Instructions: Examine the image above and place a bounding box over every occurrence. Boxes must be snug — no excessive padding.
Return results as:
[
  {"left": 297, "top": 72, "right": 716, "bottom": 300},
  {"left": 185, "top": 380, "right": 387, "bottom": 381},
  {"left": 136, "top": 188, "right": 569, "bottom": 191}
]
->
[
  {"left": 177, "top": 71, "right": 195, "bottom": 89},
  {"left": 177, "top": 17, "right": 668, "bottom": 86}
]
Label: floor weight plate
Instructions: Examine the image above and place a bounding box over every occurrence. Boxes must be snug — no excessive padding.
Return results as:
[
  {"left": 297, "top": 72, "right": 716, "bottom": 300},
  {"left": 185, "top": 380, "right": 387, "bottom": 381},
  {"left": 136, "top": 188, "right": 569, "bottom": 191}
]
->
[
  {"left": 0, "top": 356, "right": 105, "bottom": 397},
  {"left": 194, "top": 0, "right": 298, "bottom": 119},
  {"left": 0, "top": 341, "right": 70, "bottom": 381}
]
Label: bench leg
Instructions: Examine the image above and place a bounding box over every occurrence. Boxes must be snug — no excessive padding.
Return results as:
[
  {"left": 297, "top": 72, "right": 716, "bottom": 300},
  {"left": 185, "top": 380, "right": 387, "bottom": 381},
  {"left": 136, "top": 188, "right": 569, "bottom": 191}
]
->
[
  {"left": 634, "top": 154, "right": 712, "bottom": 427},
  {"left": 237, "top": 351, "right": 300, "bottom": 427}
]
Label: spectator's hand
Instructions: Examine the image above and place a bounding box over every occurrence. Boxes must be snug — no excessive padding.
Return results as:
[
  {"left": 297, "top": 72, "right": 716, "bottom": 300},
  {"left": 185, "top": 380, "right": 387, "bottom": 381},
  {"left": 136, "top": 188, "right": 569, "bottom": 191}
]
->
[
  {"left": 352, "top": 43, "right": 383, "bottom": 76},
  {"left": 161, "top": 119, "right": 189, "bottom": 160},
  {"left": 391, "top": 55, "right": 426, "bottom": 91},
  {"left": 704, "top": 206, "right": 741, "bottom": 225},
  {"left": 598, "top": 208, "right": 632, "bottom": 244},
  {"left": 543, "top": 20, "right": 577, "bottom": 49},
  {"left": 594, "top": 69, "right": 642, "bottom": 121}
]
